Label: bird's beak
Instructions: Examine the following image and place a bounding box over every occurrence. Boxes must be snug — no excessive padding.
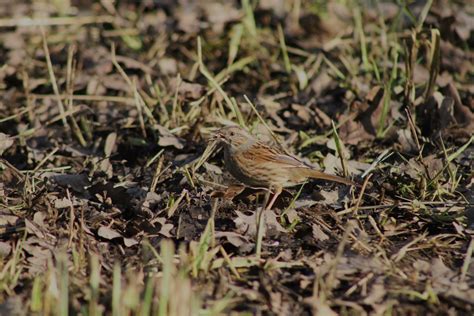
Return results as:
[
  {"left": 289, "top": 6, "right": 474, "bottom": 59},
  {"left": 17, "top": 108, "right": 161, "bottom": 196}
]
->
[{"left": 210, "top": 130, "right": 224, "bottom": 142}]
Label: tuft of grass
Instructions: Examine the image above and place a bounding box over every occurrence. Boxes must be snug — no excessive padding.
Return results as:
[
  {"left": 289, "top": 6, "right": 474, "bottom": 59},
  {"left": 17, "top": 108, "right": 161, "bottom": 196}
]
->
[
  {"left": 30, "top": 275, "right": 43, "bottom": 312},
  {"left": 331, "top": 120, "right": 348, "bottom": 177},
  {"left": 58, "top": 252, "right": 69, "bottom": 316},
  {"left": 112, "top": 263, "right": 121, "bottom": 316},
  {"left": 255, "top": 188, "right": 273, "bottom": 259},
  {"left": 428, "top": 135, "right": 474, "bottom": 187},
  {"left": 65, "top": 44, "right": 87, "bottom": 146},
  {"left": 227, "top": 24, "right": 243, "bottom": 66},
  {"left": 89, "top": 253, "right": 101, "bottom": 316},
  {"left": 197, "top": 37, "right": 246, "bottom": 128},
  {"left": 377, "top": 47, "right": 398, "bottom": 138},
  {"left": 353, "top": 6, "right": 370, "bottom": 71},
  {"left": 159, "top": 240, "right": 173, "bottom": 316},
  {"left": 190, "top": 212, "right": 218, "bottom": 277},
  {"left": 277, "top": 24, "right": 292, "bottom": 74},
  {"left": 424, "top": 29, "right": 441, "bottom": 100},
  {"left": 241, "top": 0, "right": 257, "bottom": 37},
  {"left": 41, "top": 27, "right": 68, "bottom": 128}
]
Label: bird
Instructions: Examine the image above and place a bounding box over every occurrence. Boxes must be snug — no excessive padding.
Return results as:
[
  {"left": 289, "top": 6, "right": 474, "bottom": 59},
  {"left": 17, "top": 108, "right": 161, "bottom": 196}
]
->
[{"left": 212, "top": 126, "right": 356, "bottom": 209}]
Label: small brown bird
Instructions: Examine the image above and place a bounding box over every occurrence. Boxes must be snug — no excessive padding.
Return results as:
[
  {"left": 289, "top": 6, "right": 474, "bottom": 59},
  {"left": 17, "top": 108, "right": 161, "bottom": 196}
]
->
[{"left": 213, "top": 126, "right": 355, "bottom": 209}]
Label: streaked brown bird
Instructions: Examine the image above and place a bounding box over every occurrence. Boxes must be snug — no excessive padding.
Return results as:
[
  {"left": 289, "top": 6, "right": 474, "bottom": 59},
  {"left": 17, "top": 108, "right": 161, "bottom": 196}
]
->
[{"left": 213, "top": 126, "right": 355, "bottom": 209}]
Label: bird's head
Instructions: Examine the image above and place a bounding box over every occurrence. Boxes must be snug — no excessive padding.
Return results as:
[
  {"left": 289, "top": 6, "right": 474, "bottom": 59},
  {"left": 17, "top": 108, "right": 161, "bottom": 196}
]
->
[{"left": 212, "top": 126, "right": 252, "bottom": 149}]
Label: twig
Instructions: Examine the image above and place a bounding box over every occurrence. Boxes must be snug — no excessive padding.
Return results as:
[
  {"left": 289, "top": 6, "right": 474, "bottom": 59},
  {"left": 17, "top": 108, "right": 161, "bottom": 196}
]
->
[
  {"left": 0, "top": 158, "right": 26, "bottom": 181},
  {"left": 67, "top": 189, "right": 75, "bottom": 248},
  {"left": 0, "top": 15, "right": 114, "bottom": 28},
  {"left": 110, "top": 43, "right": 150, "bottom": 137},
  {"left": 65, "top": 44, "right": 87, "bottom": 146},
  {"left": 352, "top": 173, "right": 372, "bottom": 215},
  {"left": 31, "top": 93, "right": 136, "bottom": 105},
  {"left": 361, "top": 149, "right": 392, "bottom": 178},
  {"left": 32, "top": 148, "right": 59, "bottom": 173},
  {"left": 461, "top": 239, "right": 474, "bottom": 282},
  {"left": 331, "top": 120, "right": 349, "bottom": 177},
  {"left": 256, "top": 189, "right": 271, "bottom": 259}
]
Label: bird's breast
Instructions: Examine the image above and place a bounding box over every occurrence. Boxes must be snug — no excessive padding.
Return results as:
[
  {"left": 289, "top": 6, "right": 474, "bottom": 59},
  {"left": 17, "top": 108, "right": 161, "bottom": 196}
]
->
[{"left": 223, "top": 146, "right": 275, "bottom": 187}]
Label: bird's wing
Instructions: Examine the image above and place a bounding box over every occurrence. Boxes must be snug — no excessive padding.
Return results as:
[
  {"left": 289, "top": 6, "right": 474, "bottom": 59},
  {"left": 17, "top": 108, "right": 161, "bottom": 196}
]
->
[
  {"left": 273, "top": 153, "right": 311, "bottom": 168},
  {"left": 242, "top": 141, "right": 309, "bottom": 168}
]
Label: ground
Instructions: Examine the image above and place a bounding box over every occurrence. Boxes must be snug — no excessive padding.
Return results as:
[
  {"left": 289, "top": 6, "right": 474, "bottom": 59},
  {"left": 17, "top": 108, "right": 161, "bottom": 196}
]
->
[{"left": 0, "top": 1, "right": 473, "bottom": 315}]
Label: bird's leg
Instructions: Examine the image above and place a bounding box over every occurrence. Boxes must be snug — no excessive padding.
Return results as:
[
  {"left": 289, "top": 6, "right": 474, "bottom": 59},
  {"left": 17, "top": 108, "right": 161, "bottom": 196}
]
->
[{"left": 265, "top": 185, "right": 282, "bottom": 210}]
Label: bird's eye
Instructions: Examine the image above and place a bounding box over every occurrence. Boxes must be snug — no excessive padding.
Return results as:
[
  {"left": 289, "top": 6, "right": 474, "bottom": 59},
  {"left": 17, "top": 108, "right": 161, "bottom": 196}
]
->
[{"left": 230, "top": 132, "right": 235, "bottom": 136}]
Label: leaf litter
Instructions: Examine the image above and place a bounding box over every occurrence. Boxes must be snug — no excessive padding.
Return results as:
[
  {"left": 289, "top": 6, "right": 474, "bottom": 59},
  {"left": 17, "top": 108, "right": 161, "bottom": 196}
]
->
[{"left": 0, "top": 0, "right": 473, "bottom": 315}]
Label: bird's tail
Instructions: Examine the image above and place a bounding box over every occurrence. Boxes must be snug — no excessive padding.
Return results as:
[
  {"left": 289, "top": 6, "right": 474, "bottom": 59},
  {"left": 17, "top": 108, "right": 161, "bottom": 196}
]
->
[{"left": 305, "top": 169, "right": 356, "bottom": 186}]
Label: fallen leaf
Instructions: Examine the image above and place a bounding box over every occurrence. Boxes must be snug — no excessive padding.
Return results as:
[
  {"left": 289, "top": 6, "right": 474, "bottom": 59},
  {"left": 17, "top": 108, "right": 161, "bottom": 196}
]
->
[
  {"left": 25, "top": 219, "right": 44, "bottom": 239},
  {"left": 155, "top": 124, "right": 185, "bottom": 149},
  {"left": 98, "top": 226, "right": 122, "bottom": 240},
  {"left": 153, "top": 217, "right": 174, "bottom": 238},
  {"left": 169, "top": 78, "right": 206, "bottom": 101},
  {"left": 310, "top": 71, "right": 334, "bottom": 97},
  {"left": 396, "top": 128, "right": 418, "bottom": 153},
  {"left": 100, "top": 73, "right": 130, "bottom": 92},
  {"left": 54, "top": 197, "right": 73, "bottom": 209},
  {"left": 339, "top": 115, "right": 375, "bottom": 145},
  {"left": 234, "top": 209, "right": 285, "bottom": 239},
  {"left": 0, "top": 241, "right": 11, "bottom": 257},
  {"left": 0, "top": 214, "right": 19, "bottom": 226},
  {"left": 234, "top": 211, "right": 258, "bottom": 237},
  {"left": 203, "top": 2, "right": 241, "bottom": 33},
  {"left": 283, "top": 208, "right": 300, "bottom": 224},
  {"left": 363, "top": 281, "right": 386, "bottom": 305},
  {"left": 265, "top": 210, "right": 287, "bottom": 234},
  {"left": 32, "top": 212, "right": 46, "bottom": 227},
  {"left": 0, "top": 296, "right": 23, "bottom": 316},
  {"left": 142, "top": 191, "right": 162, "bottom": 211},
  {"left": 123, "top": 237, "right": 139, "bottom": 247},
  {"left": 175, "top": 4, "right": 200, "bottom": 34},
  {"left": 214, "top": 231, "right": 250, "bottom": 249},
  {"left": 0, "top": 133, "right": 14, "bottom": 156},
  {"left": 104, "top": 132, "right": 117, "bottom": 157},
  {"left": 158, "top": 58, "right": 178, "bottom": 76},
  {"left": 114, "top": 55, "right": 156, "bottom": 74},
  {"left": 312, "top": 223, "right": 329, "bottom": 241},
  {"left": 452, "top": 11, "right": 474, "bottom": 41},
  {"left": 43, "top": 173, "right": 90, "bottom": 194},
  {"left": 323, "top": 153, "right": 369, "bottom": 176}
]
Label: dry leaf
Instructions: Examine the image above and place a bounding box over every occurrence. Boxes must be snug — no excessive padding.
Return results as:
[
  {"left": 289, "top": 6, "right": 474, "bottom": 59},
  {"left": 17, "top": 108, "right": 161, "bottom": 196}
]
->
[
  {"left": 169, "top": 78, "right": 206, "bottom": 101},
  {"left": 123, "top": 237, "right": 139, "bottom": 247},
  {"left": 54, "top": 197, "right": 73, "bottom": 209},
  {"left": 104, "top": 132, "right": 117, "bottom": 157},
  {"left": 0, "top": 241, "right": 12, "bottom": 257},
  {"left": 44, "top": 173, "right": 90, "bottom": 194},
  {"left": 312, "top": 223, "right": 329, "bottom": 241},
  {"left": 25, "top": 219, "right": 45, "bottom": 239},
  {"left": 98, "top": 226, "right": 122, "bottom": 240},
  {"left": 215, "top": 231, "right": 249, "bottom": 249},
  {"left": 153, "top": 217, "right": 174, "bottom": 238},
  {"left": 155, "top": 124, "right": 185, "bottom": 149},
  {"left": 203, "top": 2, "right": 241, "bottom": 33},
  {"left": 0, "top": 133, "right": 14, "bottom": 156},
  {"left": 158, "top": 58, "right": 178, "bottom": 75}
]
